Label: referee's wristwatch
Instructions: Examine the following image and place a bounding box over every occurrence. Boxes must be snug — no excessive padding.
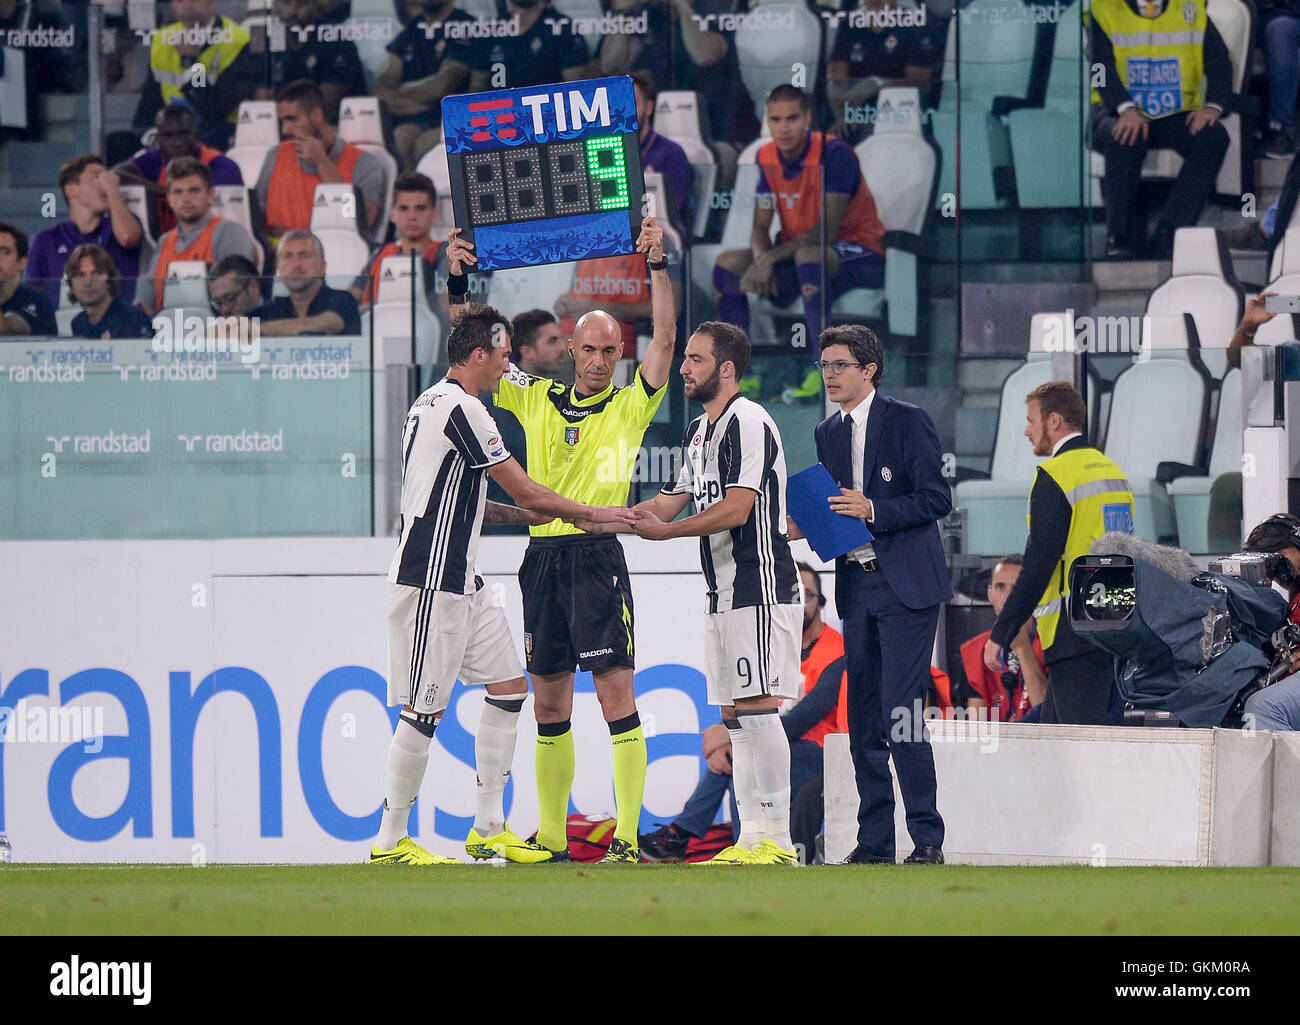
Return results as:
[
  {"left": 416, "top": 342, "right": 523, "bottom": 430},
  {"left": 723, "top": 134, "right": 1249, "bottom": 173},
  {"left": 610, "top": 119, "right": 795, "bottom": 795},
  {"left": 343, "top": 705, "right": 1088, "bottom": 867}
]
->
[{"left": 647, "top": 256, "right": 669, "bottom": 271}]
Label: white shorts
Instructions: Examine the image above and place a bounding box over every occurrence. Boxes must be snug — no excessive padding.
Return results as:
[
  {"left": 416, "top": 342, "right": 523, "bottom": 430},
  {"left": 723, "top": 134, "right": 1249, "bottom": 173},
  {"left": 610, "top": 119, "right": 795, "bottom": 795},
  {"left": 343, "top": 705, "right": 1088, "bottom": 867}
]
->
[
  {"left": 703, "top": 603, "right": 802, "bottom": 706},
  {"left": 387, "top": 583, "right": 523, "bottom": 713}
]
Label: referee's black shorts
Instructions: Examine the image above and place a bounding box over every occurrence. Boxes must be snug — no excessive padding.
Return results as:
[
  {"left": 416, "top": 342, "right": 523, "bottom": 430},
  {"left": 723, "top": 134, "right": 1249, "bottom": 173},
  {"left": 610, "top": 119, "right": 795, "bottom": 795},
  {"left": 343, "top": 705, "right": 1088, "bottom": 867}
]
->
[{"left": 519, "top": 534, "right": 636, "bottom": 675}]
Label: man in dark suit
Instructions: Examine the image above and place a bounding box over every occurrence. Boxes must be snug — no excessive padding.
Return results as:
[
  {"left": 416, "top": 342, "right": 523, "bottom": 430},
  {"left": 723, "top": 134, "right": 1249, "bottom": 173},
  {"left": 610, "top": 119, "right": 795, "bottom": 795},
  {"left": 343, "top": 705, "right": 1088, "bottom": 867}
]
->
[{"left": 795, "top": 324, "right": 953, "bottom": 865}]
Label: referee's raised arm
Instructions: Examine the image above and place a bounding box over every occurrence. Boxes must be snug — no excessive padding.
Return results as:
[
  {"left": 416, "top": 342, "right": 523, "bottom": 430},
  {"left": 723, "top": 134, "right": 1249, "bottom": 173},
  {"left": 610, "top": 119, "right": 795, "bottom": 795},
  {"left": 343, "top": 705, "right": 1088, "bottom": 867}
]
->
[
  {"left": 636, "top": 215, "right": 677, "bottom": 392},
  {"left": 445, "top": 227, "right": 476, "bottom": 325}
]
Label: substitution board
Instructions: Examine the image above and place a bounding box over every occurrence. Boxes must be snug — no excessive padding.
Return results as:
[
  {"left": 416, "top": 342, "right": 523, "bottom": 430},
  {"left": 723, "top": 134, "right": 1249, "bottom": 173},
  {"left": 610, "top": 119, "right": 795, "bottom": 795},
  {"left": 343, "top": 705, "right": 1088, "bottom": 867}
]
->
[{"left": 441, "top": 76, "right": 644, "bottom": 271}]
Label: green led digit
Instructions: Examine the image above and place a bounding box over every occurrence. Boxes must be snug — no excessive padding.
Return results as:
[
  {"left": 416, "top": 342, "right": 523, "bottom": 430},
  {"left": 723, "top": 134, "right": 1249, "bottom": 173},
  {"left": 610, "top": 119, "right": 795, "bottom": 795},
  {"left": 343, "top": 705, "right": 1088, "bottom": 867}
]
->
[{"left": 584, "top": 135, "right": 629, "bottom": 211}]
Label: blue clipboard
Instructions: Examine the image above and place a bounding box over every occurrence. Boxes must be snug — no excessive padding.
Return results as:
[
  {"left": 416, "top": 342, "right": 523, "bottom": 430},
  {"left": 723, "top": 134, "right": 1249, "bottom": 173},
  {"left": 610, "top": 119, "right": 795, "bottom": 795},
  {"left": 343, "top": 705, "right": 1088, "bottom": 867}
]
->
[{"left": 787, "top": 463, "right": 874, "bottom": 562}]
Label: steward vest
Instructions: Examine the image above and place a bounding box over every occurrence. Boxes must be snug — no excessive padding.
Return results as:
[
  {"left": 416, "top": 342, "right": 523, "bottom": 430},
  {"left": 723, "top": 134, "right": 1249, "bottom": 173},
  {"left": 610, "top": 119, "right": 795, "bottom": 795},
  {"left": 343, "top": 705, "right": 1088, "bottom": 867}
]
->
[
  {"left": 153, "top": 217, "right": 222, "bottom": 311},
  {"left": 149, "top": 17, "right": 250, "bottom": 122},
  {"left": 157, "top": 145, "right": 226, "bottom": 234},
  {"left": 264, "top": 140, "right": 364, "bottom": 237},
  {"left": 557, "top": 252, "right": 649, "bottom": 357},
  {"left": 757, "top": 132, "right": 885, "bottom": 253},
  {"left": 1030, "top": 446, "right": 1135, "bottom": 651},
  {"left": 1090, "top": 0, "right": 1207, "bottom": 116},
  {"left": 798, "top": 625, "right": 846, "bottom": 748}
]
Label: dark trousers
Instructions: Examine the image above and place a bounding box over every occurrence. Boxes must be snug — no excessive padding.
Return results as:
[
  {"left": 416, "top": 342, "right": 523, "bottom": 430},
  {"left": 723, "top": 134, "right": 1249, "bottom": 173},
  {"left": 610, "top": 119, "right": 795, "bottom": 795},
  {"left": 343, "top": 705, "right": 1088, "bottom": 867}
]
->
[
  {"left": 1041, "top": 647, "right": 1116, "bottom": 725},
  {"left": 840, "top": 566, "right": 944, "bottom": 855},
  {"left": 1091, "top": 108, "right": 1229, "bottom": 248}
]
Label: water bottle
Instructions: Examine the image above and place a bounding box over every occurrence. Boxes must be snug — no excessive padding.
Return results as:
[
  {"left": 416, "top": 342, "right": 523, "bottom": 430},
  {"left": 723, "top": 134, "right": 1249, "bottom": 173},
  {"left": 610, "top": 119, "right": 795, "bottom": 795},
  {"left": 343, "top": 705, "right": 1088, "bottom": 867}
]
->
[{"left": 0, "top": 833, "right": 11, "bottom": 863}]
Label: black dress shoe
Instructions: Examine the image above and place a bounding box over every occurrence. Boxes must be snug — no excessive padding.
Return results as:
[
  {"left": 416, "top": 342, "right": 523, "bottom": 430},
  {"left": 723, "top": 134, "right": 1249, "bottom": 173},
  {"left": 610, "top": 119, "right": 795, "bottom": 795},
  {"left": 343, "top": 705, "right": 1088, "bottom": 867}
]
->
[
  {"left": 902, "top": 845, "right": 945, "bottom": 865},
  {"left": 842, "top": 844, "right": 895, "bottom": 865}
]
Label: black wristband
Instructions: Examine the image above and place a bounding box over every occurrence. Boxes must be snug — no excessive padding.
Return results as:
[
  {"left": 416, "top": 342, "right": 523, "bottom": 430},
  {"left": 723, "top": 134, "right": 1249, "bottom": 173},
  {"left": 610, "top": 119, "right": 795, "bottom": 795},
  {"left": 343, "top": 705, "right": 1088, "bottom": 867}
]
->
[
  {"left": 647, "top": 257, "right": 668, "bottom": 271},
  {"left": 447, "top": 270, "right": 469, "bottom": 303}
]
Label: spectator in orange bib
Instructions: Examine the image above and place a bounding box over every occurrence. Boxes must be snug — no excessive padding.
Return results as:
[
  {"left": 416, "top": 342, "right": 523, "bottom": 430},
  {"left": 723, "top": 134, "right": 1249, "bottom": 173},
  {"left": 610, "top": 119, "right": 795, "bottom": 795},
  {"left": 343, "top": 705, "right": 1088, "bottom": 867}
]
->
[
  {"left": 713, "top": 84, "right": 885, "bottom": 353},
  {"left": 954, "top": 555, "right": 1047, "bottom": 723},
  {"left": 351, "top": 171, "right": 443, "bottom": 311},
  {"left": 255, "top": 79, "right": 387, "bottom": 245},
  {"left": 137, "top": 157, "right": 259, "bottom": 313}
]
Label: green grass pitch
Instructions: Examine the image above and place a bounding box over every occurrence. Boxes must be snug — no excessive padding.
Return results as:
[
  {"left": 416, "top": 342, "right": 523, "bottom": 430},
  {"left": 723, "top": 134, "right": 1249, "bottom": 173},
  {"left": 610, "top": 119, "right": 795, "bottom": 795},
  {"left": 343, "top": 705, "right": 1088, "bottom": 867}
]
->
[{"left": 5, "top": 864, "right": 1300, "bottom": 934}]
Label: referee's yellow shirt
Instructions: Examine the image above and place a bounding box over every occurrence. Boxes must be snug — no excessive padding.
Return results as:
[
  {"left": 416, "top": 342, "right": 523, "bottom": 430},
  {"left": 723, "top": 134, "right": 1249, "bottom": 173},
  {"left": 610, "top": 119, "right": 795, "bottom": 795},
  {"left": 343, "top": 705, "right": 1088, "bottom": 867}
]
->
[{"left": 494, "top": 363, "right": 666, "bottom": 537}]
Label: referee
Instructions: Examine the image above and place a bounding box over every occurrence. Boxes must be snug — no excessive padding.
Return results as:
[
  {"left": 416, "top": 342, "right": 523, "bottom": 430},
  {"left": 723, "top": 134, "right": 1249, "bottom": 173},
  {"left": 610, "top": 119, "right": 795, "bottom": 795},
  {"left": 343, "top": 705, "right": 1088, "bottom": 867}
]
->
[{"left": 446, "top": 216, "right": 677, "bottom": 863}]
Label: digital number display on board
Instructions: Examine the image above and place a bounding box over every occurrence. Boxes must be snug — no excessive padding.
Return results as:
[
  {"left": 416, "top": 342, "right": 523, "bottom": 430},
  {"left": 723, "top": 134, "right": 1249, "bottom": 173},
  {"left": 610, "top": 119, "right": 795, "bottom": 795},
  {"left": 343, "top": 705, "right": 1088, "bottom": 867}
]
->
[{"left": 441, "top": 76, "right": 643, "bottom": 271}]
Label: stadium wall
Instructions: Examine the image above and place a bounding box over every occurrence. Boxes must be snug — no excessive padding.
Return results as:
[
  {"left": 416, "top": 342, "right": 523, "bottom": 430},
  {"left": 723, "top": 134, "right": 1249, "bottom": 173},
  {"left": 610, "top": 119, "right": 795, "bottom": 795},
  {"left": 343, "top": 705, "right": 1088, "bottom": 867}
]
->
[{"left": 0, "top": 536, "right": 832, "bottom": 863}]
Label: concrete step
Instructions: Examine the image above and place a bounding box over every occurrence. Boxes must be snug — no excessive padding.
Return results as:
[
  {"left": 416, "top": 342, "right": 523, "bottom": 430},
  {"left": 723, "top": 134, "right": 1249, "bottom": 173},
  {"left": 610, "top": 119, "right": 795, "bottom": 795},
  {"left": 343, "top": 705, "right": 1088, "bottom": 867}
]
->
[{"left": 5, "top": 142, "right": 83, "bottom": 187}]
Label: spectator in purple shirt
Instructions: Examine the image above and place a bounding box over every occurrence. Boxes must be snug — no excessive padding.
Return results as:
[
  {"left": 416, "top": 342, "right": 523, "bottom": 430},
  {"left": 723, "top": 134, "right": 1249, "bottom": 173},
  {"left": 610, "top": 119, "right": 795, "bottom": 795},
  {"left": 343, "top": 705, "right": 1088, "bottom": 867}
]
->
[
  {"left": 114, "top": 106, "right": 245, "bottom": 238},
  {"left": 633, "top": 71, "right": 695, "bottom": 238},
  {"left": 25, "top": 154, "right": 145, "bottom": 307}
]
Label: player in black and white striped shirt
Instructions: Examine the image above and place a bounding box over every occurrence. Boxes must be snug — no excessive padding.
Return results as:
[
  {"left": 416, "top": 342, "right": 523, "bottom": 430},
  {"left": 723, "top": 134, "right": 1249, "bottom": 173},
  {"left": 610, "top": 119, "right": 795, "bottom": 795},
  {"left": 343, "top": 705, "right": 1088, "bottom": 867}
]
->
[
  {"left": 632, "top": 321, "right": 802, "bottom": 866},
  {"left": 374, "top": 305, "right": 635, "bottom": 866}
]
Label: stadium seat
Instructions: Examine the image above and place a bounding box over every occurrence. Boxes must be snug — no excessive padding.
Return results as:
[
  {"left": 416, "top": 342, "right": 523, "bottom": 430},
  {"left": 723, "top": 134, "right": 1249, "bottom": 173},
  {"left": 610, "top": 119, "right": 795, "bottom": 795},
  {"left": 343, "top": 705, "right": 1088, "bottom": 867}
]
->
[
  {"left": 487, "top": 261, "right": 576, "bottom": 322},
  {"left": 733, "top": 1, "right": 822, "bottom": 125},
  {"left": 643, "top": 171, "right": 685, "bottom": 251},
  {"left": 227, "top": 101, "right": 279, "bottom": 189},
  {"left": 1168, "top": 368, "right": 1242, "bottom": 553},
  {"left": 160, "top": 260, "right": 211, "bottom": 310},
  {"left": 309, "top": 183, "right": 374, "bottom": 281},
  {"left": 55, "top": 306, "right": 78, "bottom": 336},
  {"left": 372, "top": 301, "right": 444, "bottom": 366},
  {"left": 931, "top": 0, "right": 1037, "bottom": 210},
  {"left": 119, "top": 184, "right": 156, "bottom": 250},
  {"left": 1145, "top": 227, "right": 1244, "bottom": 381},
  {"left": 338, "top": 96, "right": 399, "bottom": 232},
  {"left": 58, "top": 275, "right": 75, "bottom": 310},
  {"left": 838, "top": 87, "right": 939, "bottom": 338},
  {"left": 209, "top": 186, "right": 271, "bottom": 274},
  {"left": 659, "top": 131, "right": 717, "bottom": 241},
  {"left": 1102, "top": 314, "right": 1210, "bottom": 542},
  {"left": 344, "top": 3, "right": 404, "bottom": 91},
  {"left": 953, "top": 312, "right": 1077, "bottom": 556},
  {"left": 655, "top": 91, "right": 707, "bottom": 144},
  {"left": 1006, "top": 0, "right": 1090, "bottom": 209},
  {"left": 415, "top": 143, "right": 456, "bottom": 235}
]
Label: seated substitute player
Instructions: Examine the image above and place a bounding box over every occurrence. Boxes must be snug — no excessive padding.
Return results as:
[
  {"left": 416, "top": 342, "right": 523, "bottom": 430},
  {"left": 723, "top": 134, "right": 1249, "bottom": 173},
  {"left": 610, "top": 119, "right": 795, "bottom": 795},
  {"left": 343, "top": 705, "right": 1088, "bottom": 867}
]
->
[
  {"left": 713, "top": 84, "right": 885, "bottom": 350},
  {"left": 445, "top": 215, "right": 677, "bottom": 864},
  {"left": 631, "top": 321, "right": 803, "bottom": 866},
  {"left": 64, "top": 243, "right": 153, "bottom": 339},
  {"left": 372, "top": 303, "right": 636, "bottom": 865}
]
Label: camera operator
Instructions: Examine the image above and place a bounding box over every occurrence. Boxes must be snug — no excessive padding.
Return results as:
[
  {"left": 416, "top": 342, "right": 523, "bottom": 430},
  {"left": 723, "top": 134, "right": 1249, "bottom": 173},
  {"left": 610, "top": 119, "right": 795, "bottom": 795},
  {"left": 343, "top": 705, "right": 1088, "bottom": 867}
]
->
[{"left": 1240, "top": 513, "right": 1300, "bottom": 730}]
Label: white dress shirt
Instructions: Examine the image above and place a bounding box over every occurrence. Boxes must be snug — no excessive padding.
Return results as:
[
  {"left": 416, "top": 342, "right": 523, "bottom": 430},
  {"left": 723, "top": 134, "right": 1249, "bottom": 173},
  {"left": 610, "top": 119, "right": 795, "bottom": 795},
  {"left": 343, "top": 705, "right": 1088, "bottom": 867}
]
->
[
  {"left": 844, "top": 388, "right": 877, "bottom": 521},
  {"left": 1051, "top": 431, "right": 1083, "bottom": 456}
]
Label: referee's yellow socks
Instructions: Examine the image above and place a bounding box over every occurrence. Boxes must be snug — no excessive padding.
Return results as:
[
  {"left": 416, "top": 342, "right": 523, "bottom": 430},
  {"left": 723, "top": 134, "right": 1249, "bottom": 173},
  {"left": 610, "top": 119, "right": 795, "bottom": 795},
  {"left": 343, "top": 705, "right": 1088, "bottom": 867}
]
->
[
  {"left": 608, "top": 712, "right": 647, "bottom": 848},
  {"left": 535, "top": 720, "right": 575, "bottom": 852}
]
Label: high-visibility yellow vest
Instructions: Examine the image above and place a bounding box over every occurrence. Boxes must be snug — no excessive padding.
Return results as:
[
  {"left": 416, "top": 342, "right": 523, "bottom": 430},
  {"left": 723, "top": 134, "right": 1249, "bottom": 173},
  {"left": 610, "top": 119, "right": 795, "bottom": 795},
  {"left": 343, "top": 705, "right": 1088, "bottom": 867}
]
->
[
  {"left": 1090, "top": 0, "right": 1206, "bottom": 117},
  {"left": 1030, "top": 445, "right": 1135, "bottom": 650},
  {"left": 150, "top": 16, "right": 250, "bottom": 125}
]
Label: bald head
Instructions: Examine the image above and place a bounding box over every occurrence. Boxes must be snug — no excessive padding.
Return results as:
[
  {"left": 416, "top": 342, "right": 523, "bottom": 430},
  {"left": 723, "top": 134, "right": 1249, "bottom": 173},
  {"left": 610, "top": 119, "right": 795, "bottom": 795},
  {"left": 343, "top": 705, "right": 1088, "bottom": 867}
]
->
[{"left": 570, "top": 310, "right": 623, "bottom": 395}]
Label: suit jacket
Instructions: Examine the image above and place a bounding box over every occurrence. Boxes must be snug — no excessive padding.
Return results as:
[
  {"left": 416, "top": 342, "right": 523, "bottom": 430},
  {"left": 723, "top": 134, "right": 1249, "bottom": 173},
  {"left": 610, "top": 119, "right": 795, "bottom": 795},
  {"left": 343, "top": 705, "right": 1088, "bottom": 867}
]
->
[{"left": 814, "top": 392, "right": 954, "bottom": 612}]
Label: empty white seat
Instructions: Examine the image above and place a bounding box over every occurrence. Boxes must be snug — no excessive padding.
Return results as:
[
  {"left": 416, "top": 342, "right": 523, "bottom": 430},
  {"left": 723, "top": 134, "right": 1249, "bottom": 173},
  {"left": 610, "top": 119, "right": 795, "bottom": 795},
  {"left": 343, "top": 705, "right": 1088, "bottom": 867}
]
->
[
  {"left": 372, "top": 302, "right": 444, "bottom": 366},
  {"left": 642, "top": 171, "right": 684, "bottom": 252},
  {"left": 56, "top": 306, "right": 79, "bottom": 336},
  {"left": 655, "top": 91, "right": 707, "bottom": 143},
  {"left": 208, "top": 186, "right": 268, "bottom": 271},
  {"left": 837, "top": 87, "right": 935, "bottom": 336},
  {"left": 415, "top": 143, "right": 455, "bottom": 234},
  {"left": 338, "top": 96, "right": 398, "bottom": 230},
  {"left": 160, "top": 260, "right": 211, "bottom": 310},
  {"left": 954, "top": 312, "right": 1076, "bottom": 556},
  {"left": 233, "top": 100, "right": 279, "bottom": 148},
  {"left": 1145, "top": 227, "right": 1243, "bottom": 380},
  {"left": 119, "top": 184, "right": 156, "bottom": 249},
  {"left": 1168, "top": 369, "right": 1243, "bottom": 553},
  {"left": 1103, "top": 314, "right": 1209, "bottom": 542},
  {"left": 659, "top": 131, "right": 717, "bottom": 240},
  {"left": 310, "top": 183, "right": 373, "bottom": 280},
  {"left": 487, "top": 261, "right": 577, "bottom": 322}
]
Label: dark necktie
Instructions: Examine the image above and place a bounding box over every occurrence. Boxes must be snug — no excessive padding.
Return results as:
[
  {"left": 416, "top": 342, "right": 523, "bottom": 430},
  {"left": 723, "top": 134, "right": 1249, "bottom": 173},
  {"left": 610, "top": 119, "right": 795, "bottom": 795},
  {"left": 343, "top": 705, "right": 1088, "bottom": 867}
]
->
[{"left": 836, "top": 412, "right": 854, "bottom": 491}]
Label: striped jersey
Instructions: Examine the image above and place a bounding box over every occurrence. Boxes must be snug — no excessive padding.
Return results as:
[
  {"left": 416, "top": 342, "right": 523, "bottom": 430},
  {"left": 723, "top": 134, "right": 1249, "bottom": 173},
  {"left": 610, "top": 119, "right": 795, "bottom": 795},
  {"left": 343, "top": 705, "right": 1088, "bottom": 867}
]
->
[
  {"left": 494, "top": 363, "right": 666, "bottom": 537},
  {"left": 388, "top": 377, "right": 511, "bottom": 592},
  {"left": 662, "top": 395, "right": 800, "bottom": 614}
]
